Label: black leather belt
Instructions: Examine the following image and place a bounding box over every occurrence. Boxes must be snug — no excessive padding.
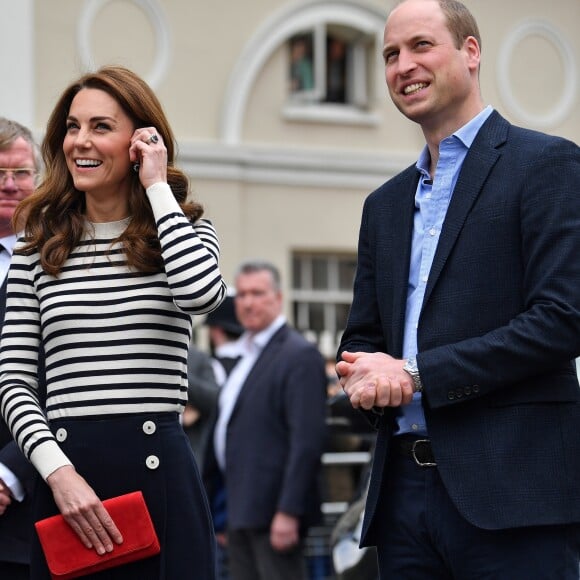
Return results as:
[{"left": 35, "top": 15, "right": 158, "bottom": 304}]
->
[{"left": 392, "top": 437, "right": 437, "bottom": 467}]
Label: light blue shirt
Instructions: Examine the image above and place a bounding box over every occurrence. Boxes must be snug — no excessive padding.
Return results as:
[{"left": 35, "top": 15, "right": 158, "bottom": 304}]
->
[
  {"left": 396, "top": 106, "right": 494, "bottom": 436},
  {"left": 0, "top": 233, "right": 17, "bottom": 282}
]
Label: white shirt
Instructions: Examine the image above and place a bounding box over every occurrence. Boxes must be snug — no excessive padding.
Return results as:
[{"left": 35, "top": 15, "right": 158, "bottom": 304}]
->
[
  {"left": 213, "top": 315, "right": 286, "bottom": 470},
  {"left": 0, "top": 234, "right": 17, "bottom": 282},
  {"left": 211, "top": 339, "right": 245, "bottom": 386}
]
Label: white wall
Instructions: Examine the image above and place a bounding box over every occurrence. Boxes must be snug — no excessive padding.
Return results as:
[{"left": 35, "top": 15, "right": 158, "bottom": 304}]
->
[{"left": 0, "top": 0, "right": 35, "bottom": 127}]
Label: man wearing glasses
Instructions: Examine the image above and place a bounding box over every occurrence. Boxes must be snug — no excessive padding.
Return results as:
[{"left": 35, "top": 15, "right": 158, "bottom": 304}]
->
[{"left": 0, "top": 116, "right": 40, "bottom": 580}]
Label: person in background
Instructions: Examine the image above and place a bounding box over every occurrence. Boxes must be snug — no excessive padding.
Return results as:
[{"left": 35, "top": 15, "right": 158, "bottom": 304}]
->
[
  {"left": 0, "top": 117, "right": 41, "bottom": 580},
  {"left": 325, "top": 37, "right": 347, "bottom": 103},
  {"left": 205, "top": 292, "right": 245, "bottom": 385},
  {"left": 199, "top": 293, "right": 245, "bottom": 580},
  {"left": 183, "top": 344, "right": 221, "bottom": 467},
  {"left": 184, "top": 293, "right": 244, "bottom": 469},
  {"left": 0, "top": 65, "right": 226, "bottom": 579},
  {"left": 337, "top": 0, "right": 580, "bottom": 578},
  {"left": 204, "top": 260, "right": 328, "bottom": 580},
  {"left": 289, "top": 35, "right": 315, "bottom": 93}
]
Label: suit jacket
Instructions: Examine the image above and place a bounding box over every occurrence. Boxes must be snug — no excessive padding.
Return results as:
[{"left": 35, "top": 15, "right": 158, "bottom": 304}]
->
[
  {"left": 0, "top": 276, "right": 37, "bottom": 565},
  {"left": 184, "top": 345, "right": 220, "bottom": 467},
  {"left": 338, "top": 111, "right": 580, "bottom": 544},
  {"left": 205, "top": 324, "right": 328, "bottom": 533}
]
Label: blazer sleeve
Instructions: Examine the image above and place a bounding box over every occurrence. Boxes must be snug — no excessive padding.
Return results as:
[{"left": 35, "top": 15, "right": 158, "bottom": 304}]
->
[
  {"left": 186, "top": 346, "right": 220, "bottom": 416},
  {"left": 277, "top": 338, "right": 327, "bottom": 518}
]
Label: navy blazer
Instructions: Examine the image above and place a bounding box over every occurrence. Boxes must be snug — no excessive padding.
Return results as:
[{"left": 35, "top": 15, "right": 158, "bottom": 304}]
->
[
  {"left": 339, "top": 112, "right": 580, "bottom": 544},
  {"left": 0, "top": 276, "right": 37, "bottom": 565},
  {"left": 205, "top": 324, "right": 328, "bottom": 533}
]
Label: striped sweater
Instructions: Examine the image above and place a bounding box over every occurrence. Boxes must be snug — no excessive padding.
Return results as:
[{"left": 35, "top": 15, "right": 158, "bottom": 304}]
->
[{"left": 0, "top": 183, "right": 226, "bottom": 480}]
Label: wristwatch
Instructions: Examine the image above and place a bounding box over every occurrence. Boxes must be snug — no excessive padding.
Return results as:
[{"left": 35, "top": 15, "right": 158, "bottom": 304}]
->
[{"left": 403, "top": 356, "right": 423, "bottom": 393}]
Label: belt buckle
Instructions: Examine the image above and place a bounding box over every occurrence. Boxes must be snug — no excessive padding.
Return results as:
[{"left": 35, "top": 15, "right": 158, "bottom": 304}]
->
[{"left": 411, "top": 439, "right": 436, "bottom": 467}]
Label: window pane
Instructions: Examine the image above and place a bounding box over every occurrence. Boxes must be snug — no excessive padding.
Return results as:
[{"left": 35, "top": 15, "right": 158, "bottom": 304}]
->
[
  {"left": 309, "top": 302, "right": 325, "bottom": 333},
  {"left": 338, "top": 258, "right": 357, "bottom": 290},
  {"left": 325, "top": 35, "right": 348, "bottom": 103},
  {"left": 289, "top": 33, "right": 315, "bottom": 93},
  {"left": 312, "top": 257, "right": 328, "bottom": 290},
  {"left": 335, "top": 303, "right": 352, "bottom": 332},
  {"left": 292, "top": 255, "right": 302, "bottom": 289}
]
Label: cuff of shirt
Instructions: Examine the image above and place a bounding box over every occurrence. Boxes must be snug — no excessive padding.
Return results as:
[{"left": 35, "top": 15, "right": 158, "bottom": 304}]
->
[
  {"left": 29, "top": 441, "right": 73, "bottom": 482},
  {"left": 145, "top": 182, "right": 182, "bottom": 218},
  {"left": 0, "top": 461, "right": 25, "bottom": 502}
]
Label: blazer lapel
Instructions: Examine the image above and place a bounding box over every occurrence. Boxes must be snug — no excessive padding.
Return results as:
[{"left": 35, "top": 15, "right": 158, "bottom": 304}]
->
[
  {"left": 231, "top": 325, "right": 287, "bottom": 412},
  {"left": 422, "top": 112, "right": 508, "bottom": 308}
]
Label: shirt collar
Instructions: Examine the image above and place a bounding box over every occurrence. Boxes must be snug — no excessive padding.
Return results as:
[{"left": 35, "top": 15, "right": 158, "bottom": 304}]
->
[
  {"left": 0, "top": 234, "right": 17, "bottom": 254},
  {"left": 416, "top": 105, "right": 494, "bottom": 176},
  {"left": 454, "top": 105, "right": 494, "bottom": 148},
  {"left": 245, "top": 314, "right": 286, "bottom": 352}
]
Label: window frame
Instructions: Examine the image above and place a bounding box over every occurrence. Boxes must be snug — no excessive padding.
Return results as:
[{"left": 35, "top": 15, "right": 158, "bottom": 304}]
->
[{"left": 284, "top": 22, "right": 379, "bottom": 127}]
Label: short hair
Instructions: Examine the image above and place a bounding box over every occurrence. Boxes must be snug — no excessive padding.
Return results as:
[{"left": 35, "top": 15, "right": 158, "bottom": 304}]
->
[
  {"left": 438, "top": 0, "right": 481, "bottom": 51},
  {"left": 0, "top": 116, "right": 41, "bottom": 171},
  {"left": 394, "top": 0, "right": 482, "bottom": 51},
  {"left": 235, "top": 259, "right": 281, "bottom": 292}
]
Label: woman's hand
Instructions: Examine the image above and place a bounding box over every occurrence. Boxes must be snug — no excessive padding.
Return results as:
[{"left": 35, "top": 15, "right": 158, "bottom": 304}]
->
[
  {"left": 47, "top": 465, "right": 123, "bottom": 554},
  {"left": 130, "top": 127, "right": 167, "bottom": 189}
]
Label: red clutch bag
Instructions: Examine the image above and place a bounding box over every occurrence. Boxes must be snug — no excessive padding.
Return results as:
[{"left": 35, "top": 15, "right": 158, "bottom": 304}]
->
[{"left": 34, "top": 491, "right": 160, "bottom": 580}]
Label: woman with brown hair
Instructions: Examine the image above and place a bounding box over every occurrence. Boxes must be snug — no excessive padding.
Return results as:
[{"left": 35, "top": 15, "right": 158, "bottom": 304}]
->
[{"left": 0, "top": 65, "right": 226, "bottom": 579}]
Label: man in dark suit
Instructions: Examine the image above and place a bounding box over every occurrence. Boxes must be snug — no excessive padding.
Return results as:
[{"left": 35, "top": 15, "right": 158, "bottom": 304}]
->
[
  {"left": 336, "top": 1, "right": 580, "bottom": 578},
  {"left": 0, "top": 117, "right": 41, "bottom": 578},
  {"left": 206, "top": 260, "right": 327, "bottom": 580}
]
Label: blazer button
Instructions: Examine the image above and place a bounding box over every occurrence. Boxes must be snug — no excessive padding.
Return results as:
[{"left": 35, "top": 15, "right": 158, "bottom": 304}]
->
[
  {"left": 455, "top": 388, "right": 464, "bottom": 399},
  {"left": 473, "top": 385, "right": 480, "bottom": 393},
  {"left": 55, "top": 428, "right": 68, "bottom": 442},
  {"left": 447, "top": 391, "right": 455, "bottom": 400},
  {"left": 464, "top": 386, "right": 472, "bottom": 396},
  {"left": 146, "top": 455, "right": 160, "bottom": 470},
  {"left": 142, "top": 420, "right": 157, "bottom": 435}
]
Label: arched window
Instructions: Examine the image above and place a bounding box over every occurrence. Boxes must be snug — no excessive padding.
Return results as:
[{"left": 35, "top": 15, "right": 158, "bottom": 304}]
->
[
  {"left": 288, "top": 23, "right": 374, "bottom": 109},
  {"left": 221, "top": 1, "right": 386, "bottom": 144}
]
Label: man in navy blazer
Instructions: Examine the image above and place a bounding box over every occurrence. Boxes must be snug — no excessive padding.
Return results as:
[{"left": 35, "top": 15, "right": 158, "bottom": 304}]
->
[
  {"left": 0, "top": 116, "right": 40, "bottom": 579},
  {"left": 337, "top": 1, "right": 580, "bottom": 578},
  {"left": 206, "top": 260, "right": 327, "bottom": 580},
  {"left": 0, "top": 421, "right": 36, "bottom": 580}
]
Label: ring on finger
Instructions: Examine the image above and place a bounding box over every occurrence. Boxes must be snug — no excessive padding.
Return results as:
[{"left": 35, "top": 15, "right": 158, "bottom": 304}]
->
[{"left": 146, "top": 133, "right": 159, "bottom": 145}]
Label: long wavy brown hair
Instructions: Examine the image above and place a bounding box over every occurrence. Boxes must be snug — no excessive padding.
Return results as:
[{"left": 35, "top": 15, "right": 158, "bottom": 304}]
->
[{"left": 13, "top": 65, "right": 203, "bottom": 276}]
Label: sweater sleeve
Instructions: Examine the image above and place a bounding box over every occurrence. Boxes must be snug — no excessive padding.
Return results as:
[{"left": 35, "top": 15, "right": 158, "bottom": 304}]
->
[
  {"left": 146, "top": 182, "right": 226, "bottom": 314},
  {"left": 0, "top": 250, "right": 73, "bottom": 481}
]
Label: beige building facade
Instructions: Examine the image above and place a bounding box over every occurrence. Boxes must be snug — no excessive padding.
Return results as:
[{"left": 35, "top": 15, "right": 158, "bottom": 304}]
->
[{"left": 2, "top": 0, "right": 579, "bottom": 357}]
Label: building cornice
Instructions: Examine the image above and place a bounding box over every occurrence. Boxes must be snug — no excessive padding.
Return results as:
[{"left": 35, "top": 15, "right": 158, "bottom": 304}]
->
[{"left": 178, "top": 140, "right": 414, "bottom": 191}]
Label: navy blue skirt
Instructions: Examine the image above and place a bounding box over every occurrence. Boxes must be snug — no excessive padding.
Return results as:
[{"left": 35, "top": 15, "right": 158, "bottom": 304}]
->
[{"left": 31, "top": 413, "right": 216, "bottom": 580}]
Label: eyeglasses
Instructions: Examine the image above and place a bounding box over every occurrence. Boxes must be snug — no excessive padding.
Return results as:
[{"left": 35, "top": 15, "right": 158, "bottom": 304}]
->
[{"left": 0, "top": 167, "right": 36, "bottom": 185}]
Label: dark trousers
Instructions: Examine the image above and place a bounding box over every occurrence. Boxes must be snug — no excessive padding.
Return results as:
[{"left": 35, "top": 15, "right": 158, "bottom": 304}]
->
[
  {"left": 0, "top": 561, "right": 30, "bottom": 580},
  {"left": 228, "top": 528, "right": 305, "bottom": 580},
  {"left": 374, "top": 440, "right": 580, "bottom": 579}
]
